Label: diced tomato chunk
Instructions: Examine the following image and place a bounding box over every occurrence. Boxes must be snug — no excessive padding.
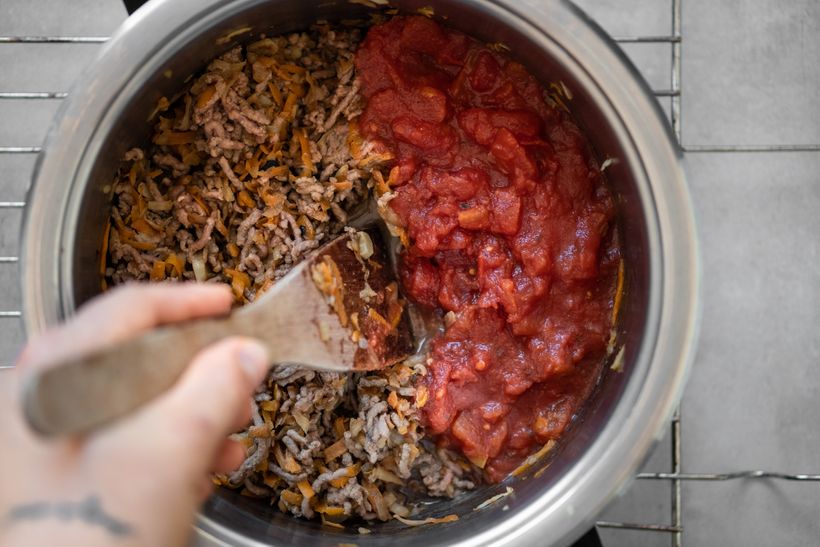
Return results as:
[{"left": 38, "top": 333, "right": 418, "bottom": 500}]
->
[
  {"left": 490, "top": 188, "right": 521, "bottom": 235},
  {"left": 490, "top": 128, "right": 536, "bottom": 178},
  {"left": 401, "top": 255, "right": 440, "bottom": 309},
  {"left": 458, "top": 108, "right": 495, "bottom": 145},
  {"left": 399, "top": 15, "right": 448, "bottom": 55},
  {"left": 392, "top": 115, "right": 456, "bottom": 151},
  {"left": 469, "top": 51, "right": 502, "bottom": 92},
  {"left": 404, "top": 86, "right": 449, "bottom": 123}
]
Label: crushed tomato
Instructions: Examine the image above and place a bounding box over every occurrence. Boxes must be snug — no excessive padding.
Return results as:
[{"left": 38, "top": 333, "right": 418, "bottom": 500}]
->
[{"left": 356, "top": 16, "right": 620, "bottom": 481}]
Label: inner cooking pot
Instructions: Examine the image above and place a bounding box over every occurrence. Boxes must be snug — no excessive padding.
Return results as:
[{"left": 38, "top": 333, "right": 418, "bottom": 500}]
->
[{"left": 21, "top": 0, "right": 698, "bottom": 545}]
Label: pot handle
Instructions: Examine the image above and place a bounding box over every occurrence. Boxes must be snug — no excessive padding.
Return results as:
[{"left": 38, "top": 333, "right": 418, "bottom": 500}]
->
[{"left": 122, "top": 0, "right": 149, "bottom": 15}]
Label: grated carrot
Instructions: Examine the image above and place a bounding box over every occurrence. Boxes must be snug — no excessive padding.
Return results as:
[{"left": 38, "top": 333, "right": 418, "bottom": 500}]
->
[
  {"left": 263, "top": 473, "right": 282, "bottom": 489},
  {"left": 329, "top": 476, "right": 350, "bottom": 489},
  {"left": 99, "top": 218, "right": 111, "bottom": 277},
  {"left": 333, "top": 180, "right": 353, "bottom": 192},
  {"left": 311, "top": 256, "right": 347, "bottom": 327},
  {"left": 195, "top": 87, "right": 216, "bottom": 111},
  {"left": 323, "top": 439, "right": 347, "bottom": 462},
  {"left": 237, "top": 190, "right": 256, "bottom": 209},
  {"left": 346, "top": 120, "right": 363, "bottom": 159},
  {"left": 296, "top": 480, "right": 315, "bottom": 500},
  {"left": 260, "top": 400, "right": 279, "bottom": 413},
  {"left": 150, "top": 260, "right": 166, "bottom": 281},
  {"left": 154, "top": 131, "right": 197, "bottom": 145},
  {"left": 282, "top": 91, "right": 298, "bottom": 120},
  {"left": 132, "top": 218, "right": 159, "bottom": 237},
  {"left": 315, "top": 504, "right": 346, "bottom": 517},
  {"left": 262, "top": 166, "right": 288, "bottom": 181},
  {"left": 294, "top": 128, "right": 314, "bottom": 174},
  {"left": 282, "top": 452, "right": 302, "bottom": 474},
  {"left": 296, "top": 214, "right": 315, "bottom": 240},
  {"left": 368, "top": 308, "right": 391, "bottom": 331},
  {"left": 166, "top": 253, "right": 184, "bottom": 277},
  {"left": 333, "top": 417, "right": 346, "bottom": 439},
  {"left": 280, "top": 489, "right": 302, "bottom": 506},
  {"left": 328, "top": 464, "right": 359, "bottom": 488},
  {"left": 511, "top": 440, "right": 557, "bottom": 477},
  {"left": 612, "top": 259, "right": 624, "bottom": 324},
  {"left": 267, "top": 82, "right": 283, "bottom": 107},
  {"left": 224, "top": 268, "right": 251, "bottom": 300}
]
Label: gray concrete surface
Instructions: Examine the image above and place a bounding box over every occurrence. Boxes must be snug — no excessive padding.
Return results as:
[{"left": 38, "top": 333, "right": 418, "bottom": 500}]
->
[{"left": 1, "top": 0, "right": 819, "bottom": 545}]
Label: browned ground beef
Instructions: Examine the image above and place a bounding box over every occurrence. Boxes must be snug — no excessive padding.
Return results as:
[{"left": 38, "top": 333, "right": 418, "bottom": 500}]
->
[{"left": 104, "top": 22, "right": 476, "bottom": 525}]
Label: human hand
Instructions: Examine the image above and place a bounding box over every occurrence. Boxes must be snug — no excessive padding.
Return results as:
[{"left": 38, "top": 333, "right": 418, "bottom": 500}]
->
[{"left": 0, "top": 283, "right": 268, "bottom": 547}]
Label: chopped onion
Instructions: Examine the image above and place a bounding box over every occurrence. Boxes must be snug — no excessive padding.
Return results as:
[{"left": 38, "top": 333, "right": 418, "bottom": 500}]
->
[
  {"left": 292, "top": 410, "right": 310, "bottom": 433},
  {"left": 192, "top": 253, "right": 207, "bottom": 282},
  {"left": 147, "top": 200, "right": 174, "bottom": 212},
  {"left": 611, "top": 346, "right": 625, "bottom": 372},
  {"left": 600, "top": 157, "right": 619, "bottom": 172},
  {"left": 359, "top": 282, "right": 377, "bottom": 302},
  {"left": 474, "top": 487, "right": 514, "bottom": 511},
  {"left": 356, "top": 231, "right": 374, "bottom": 259},
  {"left": 370, "top": 466, "right": 402, "bottom": 485},
  {"left": 511, "top": 440, "right": 556, "bottom": 476},
  {"left": 394, "top": 514, "right": 459, "bottom": 526},
  {"left": 349, "top": 418, "right": 364, "bottom": 438},
  {"left": 363, "top": 482, "right": 390, "bottom": 521}
]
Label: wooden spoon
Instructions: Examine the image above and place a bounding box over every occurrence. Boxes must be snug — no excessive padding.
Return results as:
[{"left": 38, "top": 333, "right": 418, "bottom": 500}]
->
[{"left": 22, "top": 229, "right": 413, "bottom": 437}]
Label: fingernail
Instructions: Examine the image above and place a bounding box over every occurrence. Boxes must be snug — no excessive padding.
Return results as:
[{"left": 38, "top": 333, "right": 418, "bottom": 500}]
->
[{"left": 238, "top": 340, "right": 269, "bottom": 385}]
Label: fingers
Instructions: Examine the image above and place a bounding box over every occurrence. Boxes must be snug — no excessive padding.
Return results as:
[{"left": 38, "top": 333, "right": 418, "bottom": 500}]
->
[
  {"left": 80, "top": 282, "right": 234, "bottom": 331},
  {"left": 142, "top": 337, "right": 269, "bottom": 478},
  {"left": 18, "top": 283, "right": 233, "bottom": 370}
]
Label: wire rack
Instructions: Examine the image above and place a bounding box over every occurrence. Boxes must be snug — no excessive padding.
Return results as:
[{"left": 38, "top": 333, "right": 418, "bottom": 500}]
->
[{"left": 2, "top": 1, "right": 819, "bottom": 545}]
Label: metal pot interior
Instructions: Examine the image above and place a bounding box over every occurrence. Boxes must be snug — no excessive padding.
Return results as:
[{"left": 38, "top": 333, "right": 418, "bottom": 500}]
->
[{"left": 49, "top": 0, "right": 661, "bottom": 545}]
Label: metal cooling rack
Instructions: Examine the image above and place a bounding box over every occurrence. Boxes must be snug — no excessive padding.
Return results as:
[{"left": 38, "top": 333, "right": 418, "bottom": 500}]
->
[{"left": 2, "top": 1, "right": 819, "bottom": 546}]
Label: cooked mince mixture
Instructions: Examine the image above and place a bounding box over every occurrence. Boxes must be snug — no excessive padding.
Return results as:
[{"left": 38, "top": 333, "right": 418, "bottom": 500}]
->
[{"left": 105, "top": 15, "right": 619, "bottom": 524}]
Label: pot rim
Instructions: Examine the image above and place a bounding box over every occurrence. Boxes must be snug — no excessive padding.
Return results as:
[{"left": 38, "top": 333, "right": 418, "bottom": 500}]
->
[{"left": 21, "top": 1, "right": 699, "bottom": 545}]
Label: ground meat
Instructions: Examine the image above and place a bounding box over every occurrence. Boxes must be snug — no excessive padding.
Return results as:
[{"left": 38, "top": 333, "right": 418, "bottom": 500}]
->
[{"left": 104, "top": 22, "right": 477, "bottom": 524}]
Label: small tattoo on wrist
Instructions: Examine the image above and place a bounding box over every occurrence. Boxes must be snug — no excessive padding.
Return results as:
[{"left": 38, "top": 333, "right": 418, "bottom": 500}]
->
[{"left": 4, "top": 495, "right": 133, "bottom": 537}]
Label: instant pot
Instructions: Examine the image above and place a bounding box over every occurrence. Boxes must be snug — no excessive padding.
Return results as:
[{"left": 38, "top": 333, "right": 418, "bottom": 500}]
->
[{"left": 21, "top": 0, "right": 699, "bottom": 545}]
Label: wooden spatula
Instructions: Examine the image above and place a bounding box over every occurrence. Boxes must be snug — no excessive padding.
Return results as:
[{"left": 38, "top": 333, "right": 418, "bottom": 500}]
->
[{"left": 22, "top": 229, "right": 414, "bottom": 437}]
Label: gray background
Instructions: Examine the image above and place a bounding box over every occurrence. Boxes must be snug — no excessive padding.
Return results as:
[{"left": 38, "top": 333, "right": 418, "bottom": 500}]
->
[{"left": 1, "top": 0, "right": 819, "bottom": 545}]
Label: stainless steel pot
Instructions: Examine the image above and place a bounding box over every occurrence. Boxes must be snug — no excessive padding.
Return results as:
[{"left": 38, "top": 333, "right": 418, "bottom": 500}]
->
[{"left": 20, "top": 0, "right": 699, "bottom": 545}]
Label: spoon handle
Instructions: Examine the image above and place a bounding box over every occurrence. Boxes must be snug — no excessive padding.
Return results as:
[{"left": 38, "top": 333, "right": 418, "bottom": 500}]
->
[{"left": 22, "top": 315, "right": 243, "bottom": 436}]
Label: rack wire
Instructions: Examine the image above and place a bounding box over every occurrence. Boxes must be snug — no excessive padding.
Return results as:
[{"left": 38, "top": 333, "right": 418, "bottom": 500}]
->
[{"left": 2, "top": 0, "right": 819, "bottom": 544}]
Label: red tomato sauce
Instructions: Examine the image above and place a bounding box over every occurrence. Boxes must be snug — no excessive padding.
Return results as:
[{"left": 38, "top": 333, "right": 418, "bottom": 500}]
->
[{"left": 356, "top": 16, "right": 620, "bottom": 482}]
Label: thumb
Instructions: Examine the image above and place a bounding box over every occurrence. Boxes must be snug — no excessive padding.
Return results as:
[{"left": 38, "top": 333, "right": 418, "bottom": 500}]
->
[{"left": 143, "top": 337, "right": 269, "bottom": 477}]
